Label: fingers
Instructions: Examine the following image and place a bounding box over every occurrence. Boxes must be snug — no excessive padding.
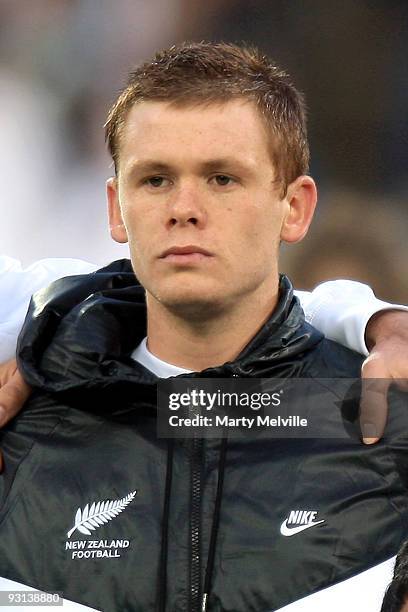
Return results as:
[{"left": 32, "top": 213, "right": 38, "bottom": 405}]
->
[
  {"left": 394, "top": 378, "right": 408, "bottom": 392},
  {"left": 0, "top": 361, "right": 32, "bottom": 474},
  {"left": 360, "top": 353, "right": 391, "bottom": 445},
  {"left": 360, "top": 378, "right": 390, "bottom": 444},
  {"left": 0, "top": 366, "right": 32, "bottom": 427}
]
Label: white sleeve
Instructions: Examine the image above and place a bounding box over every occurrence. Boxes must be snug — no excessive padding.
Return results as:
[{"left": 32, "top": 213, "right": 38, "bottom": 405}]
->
[
  {"left": 294, "top": 280, "right": 408, "bottom": 356},
  {"left": 0, "top": 256, "right": 97, "bottom": 362}
]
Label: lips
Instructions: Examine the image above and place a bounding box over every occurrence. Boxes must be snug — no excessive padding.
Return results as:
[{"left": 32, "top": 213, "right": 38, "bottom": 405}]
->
[
  {"left": 159, "top": 245, "right": 214, "bottom": 264},
  {"left": 160, "top": 245, "right": 213, "bottom": 258}
]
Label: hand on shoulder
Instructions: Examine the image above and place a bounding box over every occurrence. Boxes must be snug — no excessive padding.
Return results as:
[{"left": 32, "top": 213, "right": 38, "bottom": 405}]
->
[{"left": 0, "top": 358, "right": 32, "bottom": 472}]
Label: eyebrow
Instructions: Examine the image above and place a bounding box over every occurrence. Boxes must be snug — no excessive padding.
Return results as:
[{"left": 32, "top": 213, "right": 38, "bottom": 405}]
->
[
  {"left": 126, "top": 157, "right": 255, "bottom": 177},
  {"left": 127, "top": 161, "right": 173, "bottom": 175},
  {"left": 200, "top": 158, "right": 254, "bottom": 173}
]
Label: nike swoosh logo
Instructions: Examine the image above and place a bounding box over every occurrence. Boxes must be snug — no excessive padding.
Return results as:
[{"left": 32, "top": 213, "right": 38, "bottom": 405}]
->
[{"left": 280, "top": 519, "right": 325, "bottom": 536}]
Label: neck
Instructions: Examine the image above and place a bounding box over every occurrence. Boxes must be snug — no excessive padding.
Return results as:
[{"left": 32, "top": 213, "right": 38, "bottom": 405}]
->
[{"left": 146, "top": 280, "right": 280, "bottom": 371}]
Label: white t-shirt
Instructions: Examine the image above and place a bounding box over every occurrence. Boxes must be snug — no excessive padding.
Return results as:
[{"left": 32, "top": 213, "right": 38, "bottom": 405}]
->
[
  {"left": 0, "top": 255, "right": 406, "bottom": 363},
  {"left": 132, "top": 337, "right": 191, "bottom": 377}
]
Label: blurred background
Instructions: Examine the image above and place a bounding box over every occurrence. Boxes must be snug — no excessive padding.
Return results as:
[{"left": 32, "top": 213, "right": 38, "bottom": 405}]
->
[{"left": 0, "top": 0, "right": 407, "bottom": 302}]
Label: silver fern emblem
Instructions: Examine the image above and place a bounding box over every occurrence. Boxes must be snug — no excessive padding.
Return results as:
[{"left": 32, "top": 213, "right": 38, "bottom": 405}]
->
[{"left": 67, "top": 490, "right": 137, "bottom": 538}]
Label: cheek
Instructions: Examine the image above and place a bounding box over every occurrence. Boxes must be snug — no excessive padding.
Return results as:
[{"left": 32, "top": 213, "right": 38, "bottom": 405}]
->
[
  {"left": 241, "top": 211, "right": 281, "bottom": 251},
  {"left": 242, "top": 221, "right": 282, "bottom": 273},
  {"left": 120, "top": 210, "right": 150, "bottom": 268},
  {"left": 121, "top": 203, "right": 153, "bottom": 244}
]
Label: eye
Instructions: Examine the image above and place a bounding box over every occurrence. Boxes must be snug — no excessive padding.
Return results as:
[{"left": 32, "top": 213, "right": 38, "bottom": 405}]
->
[
  {"left": 144, "top": 176, "right": 170, "bottom": 188},
  {"left": 212, "top": 175, "right": 235, "bottom": 186}
]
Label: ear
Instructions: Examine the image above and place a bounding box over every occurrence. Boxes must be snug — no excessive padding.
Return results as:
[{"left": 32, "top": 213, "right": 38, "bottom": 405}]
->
[
  {"left": 107, "top": 177, "right": 128, "bottom": 244},
  {"left": 280, "top": 175, "right": 317, "bottom": 244}
]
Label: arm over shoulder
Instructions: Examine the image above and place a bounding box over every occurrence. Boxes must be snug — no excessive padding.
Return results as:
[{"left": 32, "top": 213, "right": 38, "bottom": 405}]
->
[
  {"left": 0, "top": 257, "right": 97, "bottom": 362},
  {"left": 295, "top": 280, "right": 408, "bottom": 356}
]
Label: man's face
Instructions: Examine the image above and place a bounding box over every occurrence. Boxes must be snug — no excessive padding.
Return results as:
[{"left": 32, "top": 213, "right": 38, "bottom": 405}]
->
[{"left": 107, "top": 99, "right": 314, "bottom": 318}]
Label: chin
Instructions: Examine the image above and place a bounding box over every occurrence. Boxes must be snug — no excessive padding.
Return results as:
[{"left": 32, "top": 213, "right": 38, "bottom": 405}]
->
[
  {"left": 155, "top": 286, "right": 227, "bottom": 319},
  {"left": 168, "top": 294, "right": 223, "bottom": 315}
]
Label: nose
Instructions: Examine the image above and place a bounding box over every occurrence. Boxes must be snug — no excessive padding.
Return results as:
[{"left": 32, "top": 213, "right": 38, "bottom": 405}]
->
[{"left": 166, "top": 181, "right": 207, "bottom": 228}]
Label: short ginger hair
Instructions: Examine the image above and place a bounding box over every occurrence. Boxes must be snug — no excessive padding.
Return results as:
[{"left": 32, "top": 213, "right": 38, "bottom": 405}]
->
[{"left": 105, "top": 41, "right": 309, "bottom": 195}]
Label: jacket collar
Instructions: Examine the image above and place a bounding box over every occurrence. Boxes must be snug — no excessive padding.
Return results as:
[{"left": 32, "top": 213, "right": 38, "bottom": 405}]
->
[{"left": 18, "top": 259, "right": 323, "bottom": 392}]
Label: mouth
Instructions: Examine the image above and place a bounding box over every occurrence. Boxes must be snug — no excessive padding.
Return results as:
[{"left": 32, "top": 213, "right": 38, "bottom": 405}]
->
[{"left": 159, "top": 245, "right": 214, "bottom": 264}]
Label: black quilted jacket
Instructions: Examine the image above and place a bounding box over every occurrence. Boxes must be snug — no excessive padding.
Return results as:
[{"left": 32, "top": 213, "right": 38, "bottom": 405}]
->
[{"left": 0, "top": 259, "right": 407, "bottom": 612}]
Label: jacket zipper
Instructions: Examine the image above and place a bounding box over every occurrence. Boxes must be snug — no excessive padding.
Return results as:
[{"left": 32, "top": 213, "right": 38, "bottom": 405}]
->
[
  {"left": 189, "top": 371, "right": 237, "bottom": 611},
  {"left": 189, "top": 435, "right": 204, "bottom": 611}
]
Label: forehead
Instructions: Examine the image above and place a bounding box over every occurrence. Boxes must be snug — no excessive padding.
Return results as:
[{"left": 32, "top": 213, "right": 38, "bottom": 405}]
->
[{"left": 118, "top": 99, "right": 272, "bottom": 168}]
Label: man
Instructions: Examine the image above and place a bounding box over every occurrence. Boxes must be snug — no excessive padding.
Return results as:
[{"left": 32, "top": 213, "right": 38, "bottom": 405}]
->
[{"left": 0, "top": 42, "right": 407, "bottom": 611}]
